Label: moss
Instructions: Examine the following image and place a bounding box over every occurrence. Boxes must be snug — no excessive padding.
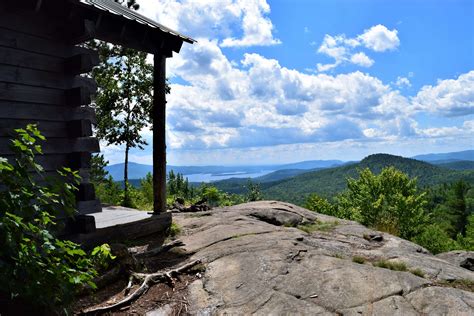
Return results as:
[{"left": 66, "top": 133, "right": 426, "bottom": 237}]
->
[
  {"left": 352, "top": 256, "right": 367, "bottom": 264},
  {"left": 373, "top": 259, "right": 407, "bottom": 271},
  {"left": 297, "top": 220, "right": 339, "bottom": 233},
  {"left": 437, "top": 279, "right": 474, "bottom": 292},
  {"left": 332, "top": 253, "right": 344, "bottom": 259},
  {"left": 409, "top": 268, "right": 425, "bottom": 278},
  {"left": 167, "top": 222, "right": 181, "bottom": 238}
]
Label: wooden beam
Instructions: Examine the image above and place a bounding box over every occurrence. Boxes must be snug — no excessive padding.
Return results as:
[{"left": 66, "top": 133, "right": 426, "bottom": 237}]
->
[
  {"left": 67, "top": 119, "right": 93, "bottom": 138},
  {"left": 0, "top": 46, "right": 63, "bottom": 73},
  {"left": 0, "top": 137, "right": 99, "bottom": 154},
  {"left": 153, "top": 54, "right": 167, "bottom": 214},
  {"left": 64, "top": 50, "right": 100, "bottom": 75},
  {"left": 0, "top": 102, "right": 96, "bottom": 123},
  {"left": 0, "top": 64, "right": 97, "bottom": 91}
]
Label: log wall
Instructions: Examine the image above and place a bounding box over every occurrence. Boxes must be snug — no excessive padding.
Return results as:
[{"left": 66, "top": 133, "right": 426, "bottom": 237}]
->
[{"left": 0, "top": 8, "right": 101, "bottom": 220}]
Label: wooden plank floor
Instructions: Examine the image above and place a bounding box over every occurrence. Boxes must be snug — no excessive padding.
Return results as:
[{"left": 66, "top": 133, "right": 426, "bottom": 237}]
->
[
  {"left": 91, "top": 205, "right": 153, "bottom": 229},
  {"left": 69, "top": 206, "right": 171, "bottom": 247}
]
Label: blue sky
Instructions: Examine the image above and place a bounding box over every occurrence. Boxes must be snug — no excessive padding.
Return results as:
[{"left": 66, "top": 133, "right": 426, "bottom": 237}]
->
[{"left": 102, "top": 0, "right": 473, "bottom": 166}]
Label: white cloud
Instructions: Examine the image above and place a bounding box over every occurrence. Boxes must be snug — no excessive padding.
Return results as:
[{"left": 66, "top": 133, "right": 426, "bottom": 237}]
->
[
  {"left": 358, "top": 24, "right": 400, "bottom": 52},
  {"left": 395, "top": 76, "right": 411, "bottom": 88},
  {"left": 97, "top": 1, "right": 472, "bottom": 166},
  {"left": 138, "top": 0, "right": 280, "bottom": 48},
  {"left": 316, "top": 24, "right": 398, "bottom": 71},
  {"left": 164, "top": 39, "right": 425, "bottom": 150},
  {"left": 350, "top": 52, "right": 374, "bottom": 67},
  {"left": 412, "top": 71, "right": 474, "bottom": 116}
]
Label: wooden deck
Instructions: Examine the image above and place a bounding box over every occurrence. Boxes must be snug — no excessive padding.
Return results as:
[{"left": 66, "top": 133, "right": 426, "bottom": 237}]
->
[{"left": 68, "top": 206, "right": 171, "bottom": 247}]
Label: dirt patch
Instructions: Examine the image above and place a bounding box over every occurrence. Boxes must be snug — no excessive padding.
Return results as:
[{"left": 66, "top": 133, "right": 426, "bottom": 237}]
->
[{"left": 74, "top": 274, "right": 198, "bottom": 315}]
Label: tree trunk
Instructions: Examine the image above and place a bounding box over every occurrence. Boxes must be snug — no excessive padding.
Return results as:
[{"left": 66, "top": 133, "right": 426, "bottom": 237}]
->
[{"left": 123, "top": 142, "right": 130, "bottom": 206}]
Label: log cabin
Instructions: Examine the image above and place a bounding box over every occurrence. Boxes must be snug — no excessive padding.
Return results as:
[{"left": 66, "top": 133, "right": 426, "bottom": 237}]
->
[{"left": 0, "top": 0, "right": 194, "bottom": 235}]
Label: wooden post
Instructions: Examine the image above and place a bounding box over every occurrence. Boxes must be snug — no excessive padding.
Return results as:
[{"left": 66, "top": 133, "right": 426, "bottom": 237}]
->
[{"left": 153, "top": 54, "right": 167, "bottom": 214}]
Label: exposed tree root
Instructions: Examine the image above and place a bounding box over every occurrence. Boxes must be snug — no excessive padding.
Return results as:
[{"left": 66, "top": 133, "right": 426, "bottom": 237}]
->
[
  {"left": 81, "top": 259, "right": 202, "bottom": 315},
  {"left": 135, "top": 239, "right": 184, "bottom": 259}
]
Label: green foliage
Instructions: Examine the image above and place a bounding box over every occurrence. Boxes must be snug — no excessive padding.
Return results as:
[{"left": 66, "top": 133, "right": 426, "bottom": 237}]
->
[
  {"left": 297, "top": 220, "right": 339, "bottom": 233},
  {"left": 412, "top": 224, "right": 461, "bottom": 254},
  {"left": 0, "top": 125, "right": 111, "bottom": 312},
  {"left": 168, "top": 170, "right": 193, "bottom": 200},
  {"left": 352, "top": 256, "right": 366, "bottom": 264},
  {"left": 261, "top": 154, "right": 474, "bottom": 205},
  {"left": 458, "top": 214, "right": 474, "bottom": 250},
  {"left": 90, "top": 154, "right": 110, "bottom": 184},
  {"left": 95, "top": 176, "right": 123, "bottom": 206},
  {"left": 87, "top": 0, "right": 159, "bottom": 206},
  {"left": 373, "top": 260, "right": 408, "bottom": 271},
  {"left": 305, "top": 194, "right": 337, "bottom": 216},
  {"left": 410, "top": 268, "right": 425, "bottom": 278},
  {"left": 167, "top": 222, "right": 181, "bottom": 238},
  {"left": 337, "top": 167, "right": 427, "bottom": 239},
  {"left": 245, "top": 180, "right": 263, "bottom": 202}
]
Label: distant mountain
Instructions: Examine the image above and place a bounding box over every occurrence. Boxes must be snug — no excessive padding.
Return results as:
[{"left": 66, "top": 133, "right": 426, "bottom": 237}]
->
[
  {"left": 436, "top": 160, "right": 474, "bottom": 170},
  {"left": 257, "top": 154, "right": 474, "bottom": 205},
  {"left": 105, "top": 160, "right": 346, "bottom": 181},
  {"left": 412, "top": 150, "right": 474, "bottom": 162},
  {"left": 105, "top": 162, "right": 152, "bottom": 181},
  {"left": 105, "top": 162, "right": 274, "bottom": 181},
  {"left": 278, "top": 160, "right": 345, "bottom": 170}
]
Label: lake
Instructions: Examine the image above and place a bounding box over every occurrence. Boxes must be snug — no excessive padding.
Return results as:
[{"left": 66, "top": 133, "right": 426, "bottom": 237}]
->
[{"left": 185, "top": 170, "right": 275, "bottom": 183}]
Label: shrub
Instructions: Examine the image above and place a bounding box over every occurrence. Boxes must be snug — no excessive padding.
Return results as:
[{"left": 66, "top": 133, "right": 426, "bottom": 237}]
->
[
  {"left": 352, "top": 256, "right": 366, "bottom": 264},
  {"left": 0, "top": 125, "right": 111, "bottom": 313},
  {"left": 412, "top": 224, "right": 460, "bottom": 254},
  {"left": 305, "top": 194, "right": 336, "bottom": 216},
  {"left": 410, "top": 268, "right": 425, "bottom": 278},
  {"left": 337, "top": 167, "right": 427, "bottom": 240},
  {"left": 373, "top": 259, "right": 407, "bottom": 271},
  {"left": 167, "top": 222, "right": 181, "bottom": 238}
]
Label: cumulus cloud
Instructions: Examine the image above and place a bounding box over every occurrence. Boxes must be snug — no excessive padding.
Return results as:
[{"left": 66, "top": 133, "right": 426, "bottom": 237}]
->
[
  {"left": 165, "top": 38, "right": 426, "bottom": 150},
  {"left": 316, "top": 24, "right": 399, "bottom": 71},
  {"left": 99, "top": 1, "right": 472, "bottom": 165},
  {"left": 358, "top": 24, "right": 400, "bottom": 52},
  {"left": 350, "top": 52, "right": 374, "bottom": 67},
  {"left": 412, "top": 71, "right": 474, "bottom": 116},
  {"left": 138, "top": 0, "right": 280, "bottom": 47}
]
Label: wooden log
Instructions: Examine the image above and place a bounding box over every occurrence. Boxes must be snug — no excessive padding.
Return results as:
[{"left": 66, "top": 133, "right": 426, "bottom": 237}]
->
[
  {"left": 0, "top": 119, "right": 93, "bottom": 139},
  {"left": 153, "top": 54, "right": 167, "bottom": 214},
  {"left": 76, "top": 183, "right": 96, "bottom": 201},
  {"left": 0, "top": 102, "right": 96, "bottom": 123},
  {"left": 68, "top": 120, "right": 93, "bottom": 138},
  {"left": 0, "top": 26, "right": 71, "bottom": 57},
  {"left": 76, "top": 199, "right": 101, "bottom": 215},
  {"left": 64, "top": 214, "right": 97, "bottom": 234},
  {"left": 0, "top": 137, "right": 99, "bottom": 154},
  {"left": 0, "top": 64, "right": 97, "bottom": 91},
  {"left": 0, "top": 119, "right": 69, "bottom": 138},
  {"left": 68, "top": 152, "right": 92, "bottom": 170},
  {"left": 64, "top": 50, "right": 100, "bottom": 75},
  {"left": 0, "top": 82, "right": 65, "bottom": 105},
  {"left": 65, "top": 87, "right": 92, "bottom": 106},
  {"left": 67, "top": 212, "right": 172, "bottom": 248},
  {"left": 0, "top": 46, "right": 63, "bottom": 73},
  {"left": 0, "top": 8, "right": 66, "bottom": 40},
  {"left": 70, "top": 19, "right": 96, "bottom": 44}
]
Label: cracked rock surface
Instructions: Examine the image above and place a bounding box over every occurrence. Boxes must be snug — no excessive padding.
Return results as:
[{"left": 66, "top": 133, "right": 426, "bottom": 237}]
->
[{"left": 173, "top": 201, "right": 474, "bottom": 315}]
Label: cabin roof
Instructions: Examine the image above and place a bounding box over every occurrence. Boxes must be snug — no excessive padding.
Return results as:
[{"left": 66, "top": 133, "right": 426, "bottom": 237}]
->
[{"left": 74, "top": 0, "right": 195, "bottom": 44}]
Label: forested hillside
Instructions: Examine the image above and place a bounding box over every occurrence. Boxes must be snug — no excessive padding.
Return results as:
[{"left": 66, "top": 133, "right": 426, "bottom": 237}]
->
[{"left": 260, "top": 154, "right": 474, "bottom": 205}]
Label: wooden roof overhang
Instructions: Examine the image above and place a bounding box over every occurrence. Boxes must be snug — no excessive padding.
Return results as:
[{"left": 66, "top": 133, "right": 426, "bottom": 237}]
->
[{"left": 2, "top": 0, "right": 195, "bottom": 55}]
